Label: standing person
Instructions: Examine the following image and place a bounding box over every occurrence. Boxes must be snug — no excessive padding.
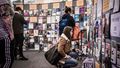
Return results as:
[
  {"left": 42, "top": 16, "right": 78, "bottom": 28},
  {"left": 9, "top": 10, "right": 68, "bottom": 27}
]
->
[
  {"left": 59, "top": 7, "right": 75, "bottom": 35},
  {"left": 57, "top": 26, "right": 78, "bottom": 68},
  {"left": 0, "top": 0, "right": 14, "bottom": 68},
  {"left": 13, "top": 7, "right": 28, "bottom": 60}
]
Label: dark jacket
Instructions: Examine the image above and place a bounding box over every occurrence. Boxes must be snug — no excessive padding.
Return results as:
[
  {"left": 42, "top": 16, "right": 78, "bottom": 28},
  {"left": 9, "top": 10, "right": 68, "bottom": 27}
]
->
[
  {"left": 62, "top": 13, "right": 75, "bottom": 28},
  {"left": 13, "top": 11, "right": 25, "bottom": 34}
]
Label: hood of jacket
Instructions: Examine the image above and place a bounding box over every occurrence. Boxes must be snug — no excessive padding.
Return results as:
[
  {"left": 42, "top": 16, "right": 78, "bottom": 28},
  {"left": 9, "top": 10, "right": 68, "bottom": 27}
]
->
[{"left": 62, "top": 13, "right": 70, "bottom": 19}]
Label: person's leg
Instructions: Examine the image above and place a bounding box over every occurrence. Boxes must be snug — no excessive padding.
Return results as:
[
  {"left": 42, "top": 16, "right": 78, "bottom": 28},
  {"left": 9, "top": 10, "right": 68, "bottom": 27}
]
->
[
  {"left": 63, "top": 58, "right": 78, "bottom": 68},
  {"left": 0, "top": 39, "right": 6, "bottom": 68},
  {"left": 69, "top": 51, "right": 79, "bottom": 59},
  {"left": 1, "top": 37, "right": 13, "bottom": 68},
  {"left": 18, "top": 33, "right": 28, "bottom": 60},
  {"left": 10, "top": 40, "right": 15, "bottom": 68}
]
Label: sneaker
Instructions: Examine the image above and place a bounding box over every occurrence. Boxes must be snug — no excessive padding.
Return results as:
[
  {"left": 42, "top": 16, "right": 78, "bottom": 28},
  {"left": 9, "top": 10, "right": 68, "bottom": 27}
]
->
[{"left": 19, "top": 57, "right": 28, "bottom": 60}]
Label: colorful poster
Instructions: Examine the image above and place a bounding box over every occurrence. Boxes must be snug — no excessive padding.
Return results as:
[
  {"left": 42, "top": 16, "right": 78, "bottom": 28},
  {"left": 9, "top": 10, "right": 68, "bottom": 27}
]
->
[{"left": 74, "top": 14, "right": 80, "bottom": 22}]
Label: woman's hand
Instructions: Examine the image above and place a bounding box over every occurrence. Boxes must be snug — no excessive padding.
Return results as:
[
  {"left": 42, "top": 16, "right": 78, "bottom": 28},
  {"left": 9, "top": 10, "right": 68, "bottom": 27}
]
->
[{"left": 64, "top": 54, "right": 71, "bottom": 59}]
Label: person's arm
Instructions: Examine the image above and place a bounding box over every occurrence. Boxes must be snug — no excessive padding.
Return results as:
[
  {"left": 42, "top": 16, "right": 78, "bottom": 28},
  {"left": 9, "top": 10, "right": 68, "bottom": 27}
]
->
[
  {"left": 20, "top": 14, "right": 27, "bottom": 25},
  {"left": 57, "top": 38, "right": 67, "bottom": 57}
]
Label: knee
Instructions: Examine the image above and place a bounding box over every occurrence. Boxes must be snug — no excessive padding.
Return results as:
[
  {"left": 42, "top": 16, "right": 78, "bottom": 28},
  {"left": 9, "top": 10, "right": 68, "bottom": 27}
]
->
[{"left": 69, "top": 52, "right": 78, "bottom": 59}]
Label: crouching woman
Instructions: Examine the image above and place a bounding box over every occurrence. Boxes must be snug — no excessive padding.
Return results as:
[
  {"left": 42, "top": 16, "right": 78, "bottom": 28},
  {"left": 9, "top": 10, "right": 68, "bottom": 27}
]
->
[{"left": 57, "top": 26, "right": 78, "bottom": 68}]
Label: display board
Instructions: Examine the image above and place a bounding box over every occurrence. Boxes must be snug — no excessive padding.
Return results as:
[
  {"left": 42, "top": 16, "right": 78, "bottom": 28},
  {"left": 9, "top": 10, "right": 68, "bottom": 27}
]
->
[{"left": 14, "top": 1, "right": 84, "bottom": 51}]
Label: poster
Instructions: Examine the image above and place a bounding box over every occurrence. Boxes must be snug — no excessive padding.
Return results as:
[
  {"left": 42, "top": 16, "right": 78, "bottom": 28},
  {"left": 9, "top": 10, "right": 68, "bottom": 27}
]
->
[
  {"left": 76, "top": 0, "right": 84, "bottom": 6},
  {"left": 97, "top": 0, "right": 102, "bottom": 17},
  {"left": 28, "top": 23, "right": 34, "bottom": 29},
  {"left": 53, "top": 3, "right": 60, "bottom": 8},
  {"left": 113, "top": 0, "right": 120, "bottom": 13},
  {"left": 30, "top": 4, "right": 37, "bottom": 10},
  {"left": 74, "top": 14, "right": 80, "bottom": 22},
  {"left": 47, "top": 16, "right": 51, "bottom": 23},
  {"left": 75, "top": 7, "right": 80, "bottom": 14},
  {"left": 65, "top": 1, "right": 72, "bottom": 7},
  {"left": 30, "top": 17, "right": 37, "bottom": 22},
  {"left": 111, "top": 12, "right": 120, "bottom": 37},
  {"left": 34, "top": 30, "right": 38, "bottom": 36},
  {"left": 117, "top": 43, "right": 120, "bottom": 67},
  {"left": 109, "top": 0, "right": 114, "bottom": 9},
  {"left": 111, "top": 41, "right": 117, "bottom": 64}
]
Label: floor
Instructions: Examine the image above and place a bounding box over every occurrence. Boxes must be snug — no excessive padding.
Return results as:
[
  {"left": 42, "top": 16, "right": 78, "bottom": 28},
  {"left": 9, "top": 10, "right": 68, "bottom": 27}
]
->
[{"left": 12, "top": 51, "right": 83, "bottom": 68}]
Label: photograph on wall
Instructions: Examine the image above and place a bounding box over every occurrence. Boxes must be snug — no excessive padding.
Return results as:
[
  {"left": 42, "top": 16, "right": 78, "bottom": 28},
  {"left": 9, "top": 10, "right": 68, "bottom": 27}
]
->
[
  {"left": 74, "top": 14, "right": 80, "bottom": 22},
  {"left": 38, "top": 30, "right": 43, "bottom": 35},
  {"left": 111, "top": 40, "right": 117, "bottom": 64},
  {"left": 47, "top": 16, "right": 51, "bottom": 23},
  {"left": 47, "top": 24, "right": 52, "bottom": 30},
  {"left": 75, "top": 7, "right": 80, "bottom": 14},
  {"left": 42, "top": 17, "right": 47, "bottom": 24},
  {"left": 24, "top": 10, "right": 29, "bottom": 16},
  {"left": 51, "top": 16, "right": 56, "bottom": 23},
  {"left": 47, "top": 9, "right": 52, "bottom": 16},
  {"left": 28, "top": 23, "right": 34, "bottom": 29},
  {"left": 117, "top": 43, "right": 120, "bottom": 67},
  {"left": 29, "top": 29, "right": 34, "bottom": 36},
  {"left": 39, "top": 9, "right": 44, "bottom": 16},
  {"left": 34, "top": 30, "right": 38, "bottom": 36},
  {"left": 52, "top": 9, "right": 57, "bottom": 15},
  {"left": 56, "top": 8, "right": 61, "bottom": 15},
  {"left": 30, "top": 17, "right": 37, "bottom": 23},
  {"left": 55, "top": 16, "right": 60, "bottom": 23},
  {"left": 38, "top": 17, "right": 43, "bottom": 23}
]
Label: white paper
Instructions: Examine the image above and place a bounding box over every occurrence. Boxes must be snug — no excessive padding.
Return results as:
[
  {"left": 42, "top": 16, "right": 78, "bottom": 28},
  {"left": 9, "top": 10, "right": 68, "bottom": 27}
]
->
[
  {"left": 34, "top": 30, "right": 38, "bottom": 36},
  {"left": 47, "top": 16, "right": 51, "bottom": 23},
  {"left": 35, "top": 44, "right": 39, "bottom": 50},
  {"left": 52, "top": 16, "right": 56, "bottom": 23},
  {"left": 51, "top": 24, "right": 55, "bottom": 30},
  {"left": 97, "top": 0, "right": 102, "bottom": 17},
  {"left": 109, "top": 0, "right": 114, "bottom": 9},
  {"left": 111, "top": 12, "right": 120, "bottom": 37},
  {"left": 43, "top": 24, "right": 46, "bottom": 30},
  {"left": 38, "top": 17, "right": 43, "bottom": 23},
  {"left": 113, "top": 0, "right": 119, "bottom": 12},
  {"left": 75, "top": 7, "right": 80, "bottom": 14},
  {"left": 28, "top": 23, "right": 34, "bottom": 29},
  {"left": 30, "top": 38, "right": 34, "bottom": 42}
]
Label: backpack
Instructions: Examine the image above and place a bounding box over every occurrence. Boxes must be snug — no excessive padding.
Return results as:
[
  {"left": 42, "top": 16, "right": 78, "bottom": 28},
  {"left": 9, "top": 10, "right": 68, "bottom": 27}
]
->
[
  {"left": 72, "top": 23, "right": 80, "bottom": 40},
  {"left": 59, "top": 15, "right": 70, "bottom": 35}
]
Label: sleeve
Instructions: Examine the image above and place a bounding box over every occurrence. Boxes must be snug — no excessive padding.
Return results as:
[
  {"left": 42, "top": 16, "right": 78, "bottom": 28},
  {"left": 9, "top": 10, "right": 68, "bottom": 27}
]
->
[
  {"left": 20, "top": 15, "right": 27, "bottom": 25},
  {"left": 57, "top": 38, "right": 67, "bottom": 57}
]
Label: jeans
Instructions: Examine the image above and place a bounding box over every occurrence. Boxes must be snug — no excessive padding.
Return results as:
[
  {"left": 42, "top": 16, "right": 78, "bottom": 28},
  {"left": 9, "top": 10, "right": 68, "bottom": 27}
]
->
[{"left": 63, "top": 52, "right": 78, "bottom": 68}]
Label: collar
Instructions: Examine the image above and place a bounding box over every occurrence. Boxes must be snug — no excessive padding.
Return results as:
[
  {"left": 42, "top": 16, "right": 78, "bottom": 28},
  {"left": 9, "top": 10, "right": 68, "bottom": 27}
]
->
[
  {"left": 14, "top": 11, "right": 20, "bottom": 14},
  {"left": 61, "top": 33, "right": 70, "bottom": 41}
]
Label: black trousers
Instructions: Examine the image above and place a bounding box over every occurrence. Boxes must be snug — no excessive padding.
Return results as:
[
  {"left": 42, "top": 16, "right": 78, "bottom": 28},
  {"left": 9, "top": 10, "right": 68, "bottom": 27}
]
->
[
  {"left": 0, "top": 37, "right": 14, "bottom": 68},
  {"left": 14, "top": 33, "right": 24, "bottom": 58}
]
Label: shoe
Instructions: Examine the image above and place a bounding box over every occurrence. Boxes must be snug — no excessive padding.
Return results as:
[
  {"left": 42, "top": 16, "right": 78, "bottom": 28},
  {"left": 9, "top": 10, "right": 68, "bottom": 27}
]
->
[{"left": 19, "top": 56, "right": 28, "bottom": 60}]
